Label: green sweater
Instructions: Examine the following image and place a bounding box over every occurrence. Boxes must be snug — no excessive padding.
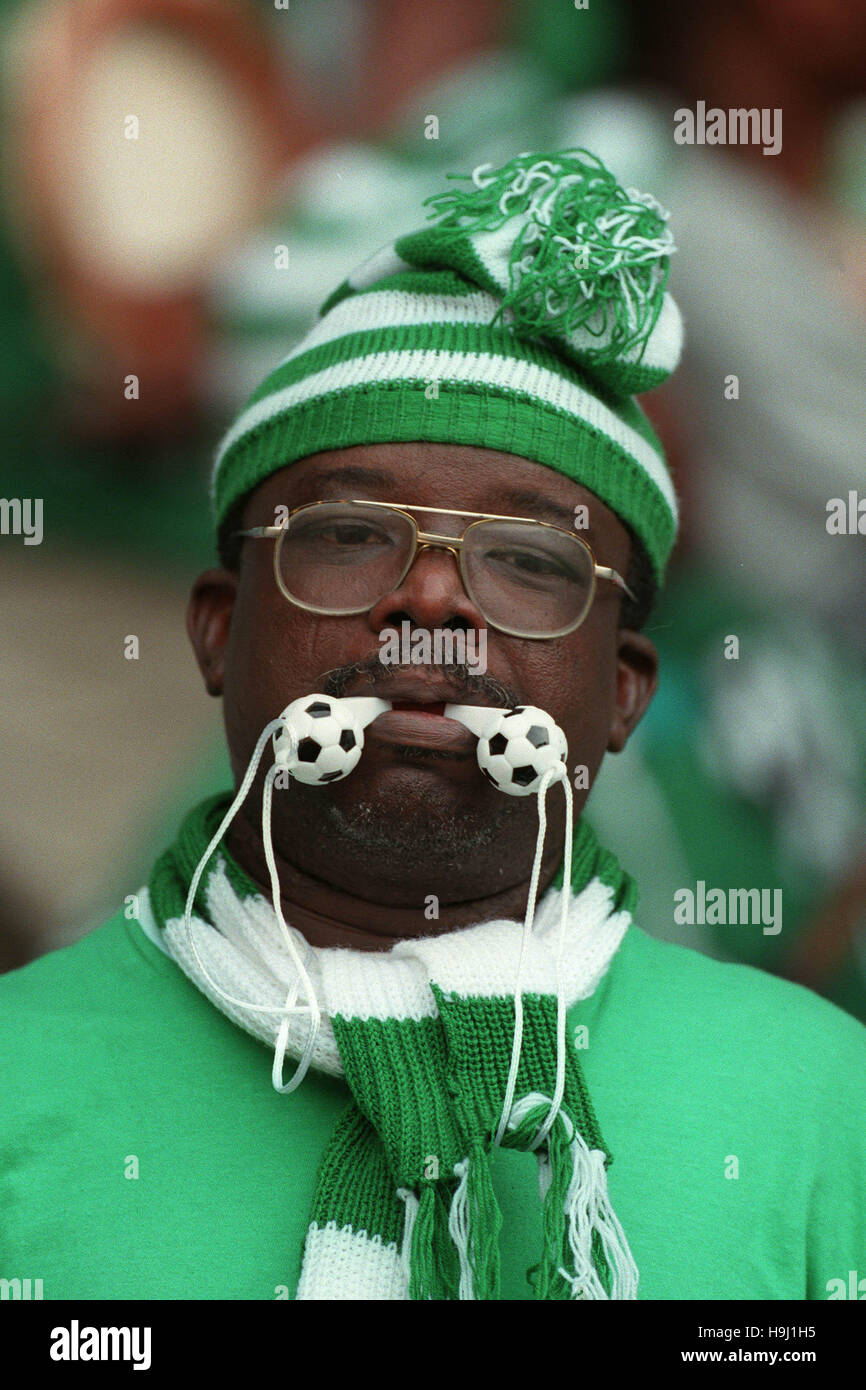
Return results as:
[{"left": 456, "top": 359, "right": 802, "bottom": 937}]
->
[{"left": 2, "top": 903, "right": 864, "bottom": 1300}]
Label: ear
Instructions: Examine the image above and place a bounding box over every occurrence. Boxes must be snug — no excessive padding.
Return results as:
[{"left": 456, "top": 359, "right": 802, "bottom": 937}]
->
[
  {"left": 607, "top": 629, "right": 659, "bottom": 753},
  {"left": 187, "top": 569, "right": 238, "bottom": 697}
]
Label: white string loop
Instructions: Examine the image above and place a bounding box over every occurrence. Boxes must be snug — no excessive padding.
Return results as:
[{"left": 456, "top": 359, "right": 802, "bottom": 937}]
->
[
  {"left": 182, "top": 713, "right": 321, "bottom": 1093},
  {"left": 493, "top": 762, "right": 573, "bottom": 1148}
]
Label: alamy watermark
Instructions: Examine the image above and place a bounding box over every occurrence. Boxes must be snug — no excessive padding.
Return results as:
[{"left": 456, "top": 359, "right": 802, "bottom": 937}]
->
[
  {"left": 674, "top": 881, "right": 782, "bottom": 935},
  {"left": 50, "top": 1320, "right": 151, "bottom": 1370},
  {"left": 826, "top": 491, "right": 865, "bottom": 535},
  {"left": 379, "top": 621, "right": 487, "bottom": 675},
  {"left": 674, "top": 103, "right": 782, "bottom": 157},
  {"left": 0, "top": 1276, "right": 43, "bottom": 1299},
  {"left": 826, "top": 1270, "right": 866, "bottom": 1299},
  {"left": 0, "top": 497, "right": 42, "bottom": 545}
]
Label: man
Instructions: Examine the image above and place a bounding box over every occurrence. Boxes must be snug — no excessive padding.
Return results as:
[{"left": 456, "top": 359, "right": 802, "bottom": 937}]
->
[{"left": 2, "top": 150, "right": 864, "bottom": 1301}]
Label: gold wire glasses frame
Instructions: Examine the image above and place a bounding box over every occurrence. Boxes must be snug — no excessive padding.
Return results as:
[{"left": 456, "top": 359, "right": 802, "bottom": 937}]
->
[{"left": 234, "top": 498, "right": 636, "bottom": 640}]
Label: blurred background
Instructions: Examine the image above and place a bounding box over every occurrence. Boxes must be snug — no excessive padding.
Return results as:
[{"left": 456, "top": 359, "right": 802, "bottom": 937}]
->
[{"left": 0, "top": 0, "right": 864, "bottom": 1019}]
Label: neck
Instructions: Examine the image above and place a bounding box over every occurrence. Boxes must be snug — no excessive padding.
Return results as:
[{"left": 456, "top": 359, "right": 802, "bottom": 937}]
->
[{"left": 225, "top": 809, "right": 565, "bottom": 952}]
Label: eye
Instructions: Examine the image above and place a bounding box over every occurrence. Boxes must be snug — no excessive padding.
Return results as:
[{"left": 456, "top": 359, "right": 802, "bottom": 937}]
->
[
  {"left": 294, "top": 519, "right": 393, "bottom": 548},
  {"left": 319, "top": 522, "right": 386, "bottom": 545},
  {"left": 484, "top": 545, "right": 577, "bottom": 581}
]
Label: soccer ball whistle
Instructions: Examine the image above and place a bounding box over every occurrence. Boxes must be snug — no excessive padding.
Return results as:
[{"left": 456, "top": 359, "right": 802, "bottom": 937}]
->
[
  {"left": 272, "top": 695, "right": 390, "bottom": 784},
  {"left": 269, "top": 695, "right": 569, "bottom": 795},
  {"left": 443, "top": 703, "right": 568, "bottom": 796}
]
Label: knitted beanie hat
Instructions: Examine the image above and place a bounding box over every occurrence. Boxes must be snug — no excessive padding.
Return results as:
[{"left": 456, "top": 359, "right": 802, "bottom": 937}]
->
[{"left": 212, "top": 148, "right": 683, "bottom": 582}]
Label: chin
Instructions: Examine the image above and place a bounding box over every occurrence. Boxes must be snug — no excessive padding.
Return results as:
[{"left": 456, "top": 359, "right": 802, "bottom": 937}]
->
[{"left": 316, "top": 775, "right": 514, "bottom": 863}]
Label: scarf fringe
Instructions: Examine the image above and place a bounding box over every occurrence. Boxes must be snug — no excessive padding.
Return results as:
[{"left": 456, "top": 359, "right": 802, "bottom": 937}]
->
[
  {"left": 446, "top": 1142, "right": 504, "bottom": 1301},
  {"left": 399, "top": 1098, "right": 638, "bottom": 1302},
  {"left": 512, "top": 1093, "right": 639, "bottom": 1301},
  {"left": 403, "top": 1184, "right": 462, "bottom": 1300}
]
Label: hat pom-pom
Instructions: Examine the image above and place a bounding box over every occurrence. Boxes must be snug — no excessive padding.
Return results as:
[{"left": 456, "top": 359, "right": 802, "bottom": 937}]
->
[{"left": 423, "top": 149, "right": 676, "bottom": 370}]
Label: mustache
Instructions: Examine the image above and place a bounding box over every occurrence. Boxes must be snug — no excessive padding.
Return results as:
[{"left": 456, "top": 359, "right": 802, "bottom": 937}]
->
[{"left": 319, "top": 652, "right": 521, "bottom": 708}]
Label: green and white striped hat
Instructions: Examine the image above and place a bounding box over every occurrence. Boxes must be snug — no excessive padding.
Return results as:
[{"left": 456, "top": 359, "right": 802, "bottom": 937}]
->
[{"left": 212, "top": 148, "right": 683, "bottom": 581}]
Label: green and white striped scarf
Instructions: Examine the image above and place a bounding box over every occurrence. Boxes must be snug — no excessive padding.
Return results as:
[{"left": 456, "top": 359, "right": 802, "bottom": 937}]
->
[{"left": 148, "top": 794, "right": 639, "bottom": 1300}]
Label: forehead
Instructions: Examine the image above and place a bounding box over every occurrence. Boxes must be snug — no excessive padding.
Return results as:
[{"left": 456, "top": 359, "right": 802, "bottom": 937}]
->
[{"left": 243, "top": 442, "right": 628, "bottom": 549}]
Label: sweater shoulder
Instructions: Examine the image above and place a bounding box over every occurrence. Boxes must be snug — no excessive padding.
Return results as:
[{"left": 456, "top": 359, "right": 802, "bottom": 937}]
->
[
  {"left": 618, "top": 924, "right": 866, "bottom": 1068},
  {"left": 0, "top": 906, "right": 170, "bottom": 1018}
]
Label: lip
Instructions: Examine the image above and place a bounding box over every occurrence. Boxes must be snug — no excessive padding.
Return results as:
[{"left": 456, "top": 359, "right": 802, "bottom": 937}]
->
[
  {"left": 369, "top": 707, "right": 477, "bottom": 752},
  {"left": 347, "top": 675, "right": 506, "bottom": 754}
]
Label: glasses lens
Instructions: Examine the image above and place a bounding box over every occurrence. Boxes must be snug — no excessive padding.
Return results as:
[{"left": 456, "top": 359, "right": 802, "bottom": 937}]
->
[
  {"left": 463, "top": 520, "right": 594, "bottom": 636},
  {"left": 277, "top": 502, "right": 414, "bottom": 611}
]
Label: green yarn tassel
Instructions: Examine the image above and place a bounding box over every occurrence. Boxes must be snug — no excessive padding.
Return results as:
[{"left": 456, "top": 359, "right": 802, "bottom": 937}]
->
[
  {"left": 408, "top": 1185, "right": 444, "bottom": 1300},
  {"left": 462, "top": 1140, "right": 503, "bottom": 1300},
  {"left": 506, "top": 1096, "right": 615, "bottom": 1300},
  {"left": 537, "top": 1115, "right": 614, "bottom": 1300},
  {"left": 406, "top": 1149, "right": 504, "bottom": 1301},
  {"left": 535, "top": 1118, "right": 576, "bottom": 1300},
  {"left": 423, "top": 148, "right": 674, "bottom": 363}
]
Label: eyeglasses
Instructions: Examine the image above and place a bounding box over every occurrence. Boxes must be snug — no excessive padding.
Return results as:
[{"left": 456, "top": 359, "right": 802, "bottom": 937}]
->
[{"left": 234, "top": 499, "right": 635, "bottom": 640}]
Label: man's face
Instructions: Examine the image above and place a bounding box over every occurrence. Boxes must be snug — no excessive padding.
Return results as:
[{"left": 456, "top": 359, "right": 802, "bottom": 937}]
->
[{"left": 188, "top": 442, "right": 658, "bottom": 907}]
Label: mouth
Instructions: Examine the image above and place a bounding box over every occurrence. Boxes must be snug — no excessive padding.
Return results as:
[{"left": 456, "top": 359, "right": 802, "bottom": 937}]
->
[
  {"left": 357, "top": 677, "right": 506, "bottom": 755},
  {"left": 390, "top": 699, "right": 447, "bottom": 716},
  {"left": 369, "top": 702, "right": 475, "bottom": 754}
]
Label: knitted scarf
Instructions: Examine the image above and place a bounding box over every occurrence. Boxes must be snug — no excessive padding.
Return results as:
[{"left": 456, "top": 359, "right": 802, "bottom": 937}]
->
[{"left": 148, "top": 794, "right": 639, "bottom": 1300}]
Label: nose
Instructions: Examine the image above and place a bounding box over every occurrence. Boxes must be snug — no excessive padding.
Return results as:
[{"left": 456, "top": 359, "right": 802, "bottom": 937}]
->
[{"left": 365, "top": 540, "right": 487, "bottom": 638}]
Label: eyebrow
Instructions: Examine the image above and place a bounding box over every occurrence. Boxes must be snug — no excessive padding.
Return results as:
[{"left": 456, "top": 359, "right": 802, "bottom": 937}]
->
[
  {"left": 293, "top": 467, "right": 583, "bottom": 529},
  {"left": 496, "top": 487, "right": 582, "bottom": 529},
  {"left": 298, "top": 464, "right": 396, "bottom": 494}
]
